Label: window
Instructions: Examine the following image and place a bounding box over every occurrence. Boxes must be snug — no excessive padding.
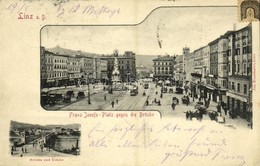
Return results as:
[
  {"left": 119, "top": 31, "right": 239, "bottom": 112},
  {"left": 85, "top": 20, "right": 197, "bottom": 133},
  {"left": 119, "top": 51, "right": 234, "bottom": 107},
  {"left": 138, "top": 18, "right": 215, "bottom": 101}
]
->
[
  {"left": 235, "top": 49, "right": 240, "bottom": 55},
  {"left": 223, "top": 80, "right": 227, "bottom": 87},
  {"left": 232, "top": 82, "right": 235, "bottom": 90},
  {"left": 237, "top": 83, "right": 240, "bottom": 92},
  {"left": 243, "top": 64, "right": 247, "bottom": 74},
  {"left": 237, "top": 64, "right": 240, "bottom": 73},
  {"left": 227, "top": 50, "right": 231, "bottom": 56},
  {"left": 244, "top": 84, "right": 247, "bottom": 94},
  {"left": 243, "top": 47, "right": 247, "bottom": 54},
  {"left": 223, "top": 65, "right": 227, "bottom": 70},
  {"left": 228, "top": 64, "right": 231, "bottom": 72}
]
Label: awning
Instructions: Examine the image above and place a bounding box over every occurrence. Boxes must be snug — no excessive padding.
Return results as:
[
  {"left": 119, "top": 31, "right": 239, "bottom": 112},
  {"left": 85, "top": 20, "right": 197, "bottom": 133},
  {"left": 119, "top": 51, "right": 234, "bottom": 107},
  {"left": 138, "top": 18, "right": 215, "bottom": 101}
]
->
[
  {"left": 206, "top": 85, "right": 216, "bottom": 90},
  {"left": 226, "top": 91, "right": 248, "bottom": 102},
  {"left": 191, "top": 73, "right": 202, "bottom": 78}
]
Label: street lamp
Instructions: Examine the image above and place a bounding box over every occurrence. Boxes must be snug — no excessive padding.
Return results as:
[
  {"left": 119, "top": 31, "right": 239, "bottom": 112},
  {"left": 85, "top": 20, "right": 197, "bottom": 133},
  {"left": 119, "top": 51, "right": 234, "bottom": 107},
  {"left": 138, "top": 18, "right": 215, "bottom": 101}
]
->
[
  {"left": 86, "top": 73, "right": 91, "bottom": 105},
  {"left": 127, "top": 72, "right": 130, "bottom": 90}
]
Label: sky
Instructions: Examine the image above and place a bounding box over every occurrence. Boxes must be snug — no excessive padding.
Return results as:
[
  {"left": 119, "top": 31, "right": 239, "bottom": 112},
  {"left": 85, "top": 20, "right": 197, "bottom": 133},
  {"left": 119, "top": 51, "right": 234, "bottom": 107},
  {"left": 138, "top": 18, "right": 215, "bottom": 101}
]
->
[{"left": 41, "top": 7, "right": 248, "bottom": 56}]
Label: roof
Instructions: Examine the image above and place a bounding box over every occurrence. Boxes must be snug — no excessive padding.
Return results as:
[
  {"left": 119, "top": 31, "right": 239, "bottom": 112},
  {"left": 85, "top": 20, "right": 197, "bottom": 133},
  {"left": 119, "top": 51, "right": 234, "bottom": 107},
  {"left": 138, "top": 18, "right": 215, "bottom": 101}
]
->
[{"left": 153, "top": 56, "right": 175, "bottom": 61}]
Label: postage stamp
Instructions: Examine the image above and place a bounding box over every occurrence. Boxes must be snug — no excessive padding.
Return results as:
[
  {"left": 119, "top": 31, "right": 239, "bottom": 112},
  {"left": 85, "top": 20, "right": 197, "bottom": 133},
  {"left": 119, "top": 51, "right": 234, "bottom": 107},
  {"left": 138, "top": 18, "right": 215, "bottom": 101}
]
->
[{"left": 238, "top": 0, "right": 260, "bottom": 22}]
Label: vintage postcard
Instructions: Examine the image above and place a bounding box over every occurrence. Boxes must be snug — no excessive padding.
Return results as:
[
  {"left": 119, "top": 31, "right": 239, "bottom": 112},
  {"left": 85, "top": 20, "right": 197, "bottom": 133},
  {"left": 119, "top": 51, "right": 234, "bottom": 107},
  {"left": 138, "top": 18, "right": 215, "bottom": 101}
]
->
[{"left": 0, "top": 0, "right": 259, "bottom": 166}]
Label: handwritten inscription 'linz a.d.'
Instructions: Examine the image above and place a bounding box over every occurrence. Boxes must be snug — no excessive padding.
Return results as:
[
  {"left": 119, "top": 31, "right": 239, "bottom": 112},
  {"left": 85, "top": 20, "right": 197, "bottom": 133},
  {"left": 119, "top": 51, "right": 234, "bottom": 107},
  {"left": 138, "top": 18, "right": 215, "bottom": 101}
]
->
[{"left": 87, "top": 122, "right": 246, "bottom": 166}]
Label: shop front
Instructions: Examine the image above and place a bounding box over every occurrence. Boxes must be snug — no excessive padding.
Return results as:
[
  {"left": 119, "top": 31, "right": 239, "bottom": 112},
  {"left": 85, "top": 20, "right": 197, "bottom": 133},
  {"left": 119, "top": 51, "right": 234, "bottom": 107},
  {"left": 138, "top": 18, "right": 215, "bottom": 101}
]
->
[{"left": 226, "top": 91, "right": 248, "bottom": 118}]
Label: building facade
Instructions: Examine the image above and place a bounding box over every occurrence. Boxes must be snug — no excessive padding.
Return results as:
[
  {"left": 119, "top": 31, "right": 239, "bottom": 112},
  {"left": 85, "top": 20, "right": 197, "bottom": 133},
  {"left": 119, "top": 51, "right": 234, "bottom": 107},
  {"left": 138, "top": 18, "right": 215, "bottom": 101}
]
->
[
  {"left": 153, "top": 55, "right": 175, "bottom": 82},
  {"left": 67, "top": 56, "right": 81, "bottom": 85},
  {"left": 52, "top": 54, "right": 69, "bottom": 87},
  {"left": 226, "top": 24, "right": 252, "bottom": 120},
  {"left": 78, "top": 56, "right": 95, "bottom": 81},
  {"left": 174, "top": 55, "right": 184, "bottom": 86},
  {"left": 101, "top": 51, "right": 136, "bottom": 82},
  {"left": 201, "top": 45, "right": 210, "bottom": 98},
  {"left": 206, "top": 38, "right": 219, "bottom": 102},
  {"left": 217, "top": 35, "right": 229, "bottom": 103}
]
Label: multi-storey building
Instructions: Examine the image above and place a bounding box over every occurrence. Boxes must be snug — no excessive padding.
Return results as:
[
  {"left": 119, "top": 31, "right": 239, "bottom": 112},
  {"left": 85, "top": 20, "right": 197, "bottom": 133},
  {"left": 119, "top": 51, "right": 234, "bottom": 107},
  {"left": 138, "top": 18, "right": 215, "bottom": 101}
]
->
[
  {"left": 182, "top": 47, "right": 190, "bottom": 84},
  {"left": 43, "top": 50, "right": 55, "bottom": 88},
  {"left": 40, "top": 47, "right": 47, "bottom": 88},
  {"left": 100, "top": 59, "right": 108, "bottom": 81},
  {"left": 174, "top": 55, "right": 184, "bottom": 86},
  {"left": 153, "top": 55, "right": 175, "bottom": 81},
  {"left": 67, "top": 56, "right": 81, "bottom": 85},
  {"left": 226, "top": 24, "right": 252, "bottom": 119},
  {"left": 191, "top": 47, "right": 204, "bottom": 96},
  {"left": 201, "top": 45, "right": 210, "bottom": 98},
  {"left": 217, "top": 35, "right": 229, "bottom": 102},
  {"left": 93, "top": 58, "right": 108, "bottom": 81},
  {"left": 77, "top": 55, "right": 95, "bottom": 81},
  {"left": 52, "top": 53, "right": 69, "bottom": 86},
  {"left": 184, "top": 52, "right": 194, "bottom": 84},
  {"left": 207, "top": 38, "right": 219, "bottom": 102},
  {"left": 101, "top": 51, "right": 136, "bottom": 82}
]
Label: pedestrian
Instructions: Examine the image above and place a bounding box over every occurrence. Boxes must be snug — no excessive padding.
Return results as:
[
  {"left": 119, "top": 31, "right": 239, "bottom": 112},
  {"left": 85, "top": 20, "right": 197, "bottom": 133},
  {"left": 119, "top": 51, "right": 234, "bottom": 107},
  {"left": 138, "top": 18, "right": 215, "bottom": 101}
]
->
[
  {"left": 116, "top": 99, "right": 118, "bottom": 104},
  {"left": 171, "top": 103, "right": 175, "bottom": 110},
  {"left": 104, "top": 94, "right": 106, "bottom": 101},
  {"left": 186, "top": 96, "right": 190, "bottom": 106},
  {"left": 154, "top": 98, "right": 157, "bottom": 104},
  {"left": 160, "top": 93, "right": 163, "bottom": 98},
  {"left": 199, "top": 111, "right": 203, "bottom": 121},
  {"left": 156, "top": 91, "right": 158, "bottom": 95},
  {"left": 146, "top": 100, "right": 149, "bottom": 106},
  {"left": 186, "top": 111, "right": 190, "bottom": 120},
  {"left": 224, "top": 105, "right": 227, "bottom": 115},
  {"left": 189, "top": 110, "right": 193, "bottom": 121},
  {"left": 158, "top": 100, "right": 161, "bottom": 106},
  {"left": 217, "top": 103, "right": 221, "bottom": 116},
  {"left": 25, "top": 148, "right": 27, "bottom": 153},
  {"left": 22, "top": 147, "right": 24, "bottom": 153},
  {"left": 41, "top": 145, "right": 43, "bottom": 152},
  {"left": 111, "top": 101, "right": 115, "bottom": 108}
]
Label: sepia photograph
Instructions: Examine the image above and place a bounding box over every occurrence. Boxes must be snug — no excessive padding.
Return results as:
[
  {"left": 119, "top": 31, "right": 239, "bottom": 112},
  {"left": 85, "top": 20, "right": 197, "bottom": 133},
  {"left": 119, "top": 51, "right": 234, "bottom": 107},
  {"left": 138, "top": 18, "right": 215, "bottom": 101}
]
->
[
  {"left": 9, "top": 121, "right": 81, "bottom": 157},
  {"left": 40, "top": 7, "right": 252, "bottom": 128}
]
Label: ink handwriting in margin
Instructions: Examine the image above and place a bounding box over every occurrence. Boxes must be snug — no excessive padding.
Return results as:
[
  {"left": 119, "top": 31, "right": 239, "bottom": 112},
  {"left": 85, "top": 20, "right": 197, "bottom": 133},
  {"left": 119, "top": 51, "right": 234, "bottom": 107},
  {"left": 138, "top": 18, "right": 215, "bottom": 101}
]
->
[
  {"left": 87, "top": 122, "right": 246, "bottom": 165},
  {"left": 56, "top": 3, "right": 120, "bottom": 18}
]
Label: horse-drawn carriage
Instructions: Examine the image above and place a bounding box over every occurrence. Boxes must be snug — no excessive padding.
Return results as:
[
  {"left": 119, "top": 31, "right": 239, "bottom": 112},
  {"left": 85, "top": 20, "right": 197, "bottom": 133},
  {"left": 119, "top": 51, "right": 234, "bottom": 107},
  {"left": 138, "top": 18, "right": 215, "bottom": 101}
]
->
[
  {"left": 181, "top": 96, "right": 190, "bottom": 105},
  {"left": 194, "top": 102, "right": 207, "bottom": 114},
  {"left": 77, "top": 91, "right": 85, "bottom": 99}
]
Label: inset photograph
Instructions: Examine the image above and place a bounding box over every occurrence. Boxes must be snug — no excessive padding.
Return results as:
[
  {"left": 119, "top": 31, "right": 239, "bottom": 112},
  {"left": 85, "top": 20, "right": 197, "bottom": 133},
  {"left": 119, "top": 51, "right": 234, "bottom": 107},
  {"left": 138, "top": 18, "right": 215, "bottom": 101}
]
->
[
  {"left": 9, "top": 121, "right": 80, "bottom": 157},
  {"left": 40, "top": 7, "right": 253, "bottom": 129}
]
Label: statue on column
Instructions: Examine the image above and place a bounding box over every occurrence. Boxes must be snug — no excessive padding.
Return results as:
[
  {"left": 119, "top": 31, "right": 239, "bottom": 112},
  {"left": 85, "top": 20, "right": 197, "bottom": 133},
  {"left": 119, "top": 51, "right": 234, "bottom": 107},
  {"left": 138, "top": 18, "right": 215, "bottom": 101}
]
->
[{"left": 112, "top": 57, "right": 120, "bottom": 82}]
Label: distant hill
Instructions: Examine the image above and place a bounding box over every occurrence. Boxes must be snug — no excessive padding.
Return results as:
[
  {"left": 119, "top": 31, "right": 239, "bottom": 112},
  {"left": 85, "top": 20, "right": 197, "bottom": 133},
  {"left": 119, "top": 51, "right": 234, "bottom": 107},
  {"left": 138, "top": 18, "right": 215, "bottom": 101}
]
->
[
  {"left": 44, "top": 46, "right": 158, "bottom": 70},
  {"left": 10, "top": 121, "right": 80, "bottom": 130},
  {"left": 135, "top": 55, "right": 158, "bottom": 70},
  {"left": 46, "top": 45, "right": 100, "bottom": 57}
]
